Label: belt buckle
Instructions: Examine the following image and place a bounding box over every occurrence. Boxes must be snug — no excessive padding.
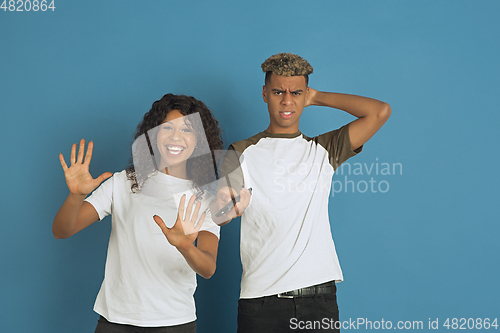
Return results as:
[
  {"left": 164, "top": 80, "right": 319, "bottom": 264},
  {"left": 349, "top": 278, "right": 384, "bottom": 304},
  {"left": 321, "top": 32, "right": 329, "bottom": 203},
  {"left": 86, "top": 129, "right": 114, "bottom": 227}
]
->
[{"left": 277, "top": 292, "right": 294, "bottom": 299}]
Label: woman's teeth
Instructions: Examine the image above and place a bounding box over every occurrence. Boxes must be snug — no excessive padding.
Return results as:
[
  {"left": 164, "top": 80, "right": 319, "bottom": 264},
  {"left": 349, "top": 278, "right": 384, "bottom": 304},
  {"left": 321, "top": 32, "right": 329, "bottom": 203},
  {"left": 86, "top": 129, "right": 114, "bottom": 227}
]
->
[{"left": 166, "top": 146, "right": 184, "bottom": 155}]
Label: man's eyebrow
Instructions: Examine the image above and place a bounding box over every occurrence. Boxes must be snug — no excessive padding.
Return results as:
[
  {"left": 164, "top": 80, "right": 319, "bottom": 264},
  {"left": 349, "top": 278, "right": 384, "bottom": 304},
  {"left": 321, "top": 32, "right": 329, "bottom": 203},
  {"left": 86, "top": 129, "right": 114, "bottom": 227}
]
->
[{"left": 271, "top": 88, "right": 304, "bottom": 93}]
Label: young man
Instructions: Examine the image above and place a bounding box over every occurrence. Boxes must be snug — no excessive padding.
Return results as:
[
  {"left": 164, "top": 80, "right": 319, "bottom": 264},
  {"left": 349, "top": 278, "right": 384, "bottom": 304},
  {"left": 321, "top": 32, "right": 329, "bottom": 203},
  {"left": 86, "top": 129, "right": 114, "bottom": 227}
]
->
[{"left": 215, "top": 53, "right": 391, "bottom": 332}]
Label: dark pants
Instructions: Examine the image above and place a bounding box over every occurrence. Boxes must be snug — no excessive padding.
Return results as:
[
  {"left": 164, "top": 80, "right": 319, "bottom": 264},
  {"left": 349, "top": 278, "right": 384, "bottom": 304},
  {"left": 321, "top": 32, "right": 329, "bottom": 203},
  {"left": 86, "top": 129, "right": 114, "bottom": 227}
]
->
[
  {"left": 237, "top": 283, "right": 339, "bottom": 333},
  {"left": 95, "top": 316, "right": 196, "bottom": 333}
]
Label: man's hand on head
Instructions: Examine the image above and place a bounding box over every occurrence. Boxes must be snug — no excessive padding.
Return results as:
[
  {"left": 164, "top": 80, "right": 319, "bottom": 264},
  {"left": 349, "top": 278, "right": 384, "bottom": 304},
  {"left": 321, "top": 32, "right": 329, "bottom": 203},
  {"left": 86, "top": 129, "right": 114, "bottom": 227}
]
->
[{"left": 304, "top": 87, "right": 318, "bottom": 108}]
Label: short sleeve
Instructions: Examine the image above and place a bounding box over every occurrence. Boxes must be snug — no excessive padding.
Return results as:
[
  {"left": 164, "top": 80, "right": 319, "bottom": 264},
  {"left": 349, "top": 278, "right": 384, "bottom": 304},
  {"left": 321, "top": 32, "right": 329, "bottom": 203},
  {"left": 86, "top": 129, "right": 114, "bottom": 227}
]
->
[
  {"left": 199, "top": 207, "right": 220, "bottom": 239},
  {"left": 84, "top": 174, "right": 115, "bottom": 221},
  {"left": 217, "top": 145, "right": 245, "bottom": 192},
  {"left": 315, "top": 123, "right": 362, "bottom": 170}
]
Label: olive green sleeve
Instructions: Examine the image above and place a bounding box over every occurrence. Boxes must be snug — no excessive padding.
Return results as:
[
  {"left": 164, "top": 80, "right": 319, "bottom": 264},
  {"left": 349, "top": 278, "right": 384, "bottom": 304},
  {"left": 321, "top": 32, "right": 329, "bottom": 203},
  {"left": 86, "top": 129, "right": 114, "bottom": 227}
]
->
[
  {"left": 217, "top": 145, "right": 245, "bottom": 191},
  {"left": 314, "top": 123, "right": 362, "bottom": 171}
]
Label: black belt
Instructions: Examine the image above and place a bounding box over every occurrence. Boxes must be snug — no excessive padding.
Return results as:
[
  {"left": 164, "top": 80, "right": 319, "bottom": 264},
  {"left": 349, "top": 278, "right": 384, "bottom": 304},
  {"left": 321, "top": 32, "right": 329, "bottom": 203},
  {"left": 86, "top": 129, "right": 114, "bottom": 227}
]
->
[{"left": 277, "top": 281, "right": 336, "bottom": 298}]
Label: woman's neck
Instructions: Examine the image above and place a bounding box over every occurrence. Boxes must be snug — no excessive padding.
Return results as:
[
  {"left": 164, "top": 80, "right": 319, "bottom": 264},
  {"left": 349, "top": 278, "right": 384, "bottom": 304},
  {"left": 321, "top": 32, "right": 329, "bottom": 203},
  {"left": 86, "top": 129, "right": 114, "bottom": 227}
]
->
[{"left": 160, "top": 163, "right": 188, "bottom": 180}]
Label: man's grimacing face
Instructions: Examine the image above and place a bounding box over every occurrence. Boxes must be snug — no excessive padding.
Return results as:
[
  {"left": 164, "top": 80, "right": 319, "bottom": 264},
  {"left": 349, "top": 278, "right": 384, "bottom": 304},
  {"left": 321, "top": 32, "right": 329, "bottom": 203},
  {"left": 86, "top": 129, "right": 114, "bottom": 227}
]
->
[{"left": 262, "top": 73, "right": 309, "bottom": 134}]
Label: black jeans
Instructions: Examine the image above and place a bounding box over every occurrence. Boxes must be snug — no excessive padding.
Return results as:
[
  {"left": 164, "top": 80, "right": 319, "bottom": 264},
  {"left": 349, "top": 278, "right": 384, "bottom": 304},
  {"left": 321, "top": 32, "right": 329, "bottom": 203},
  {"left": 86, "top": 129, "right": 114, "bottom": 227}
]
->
[
  {"left": 237, "top": 283, "right": 339, "bottom": 333},
  {"left": 95, "top": 316, "right": 196, "bottom": 333}
]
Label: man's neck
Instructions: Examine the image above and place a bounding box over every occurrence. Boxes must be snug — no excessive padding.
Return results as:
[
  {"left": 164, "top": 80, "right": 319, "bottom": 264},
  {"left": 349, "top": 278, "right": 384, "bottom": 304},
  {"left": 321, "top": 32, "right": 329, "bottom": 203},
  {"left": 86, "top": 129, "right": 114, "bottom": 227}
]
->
[{"left": 266, "top": 124, "right": 300, "bottom": 134}]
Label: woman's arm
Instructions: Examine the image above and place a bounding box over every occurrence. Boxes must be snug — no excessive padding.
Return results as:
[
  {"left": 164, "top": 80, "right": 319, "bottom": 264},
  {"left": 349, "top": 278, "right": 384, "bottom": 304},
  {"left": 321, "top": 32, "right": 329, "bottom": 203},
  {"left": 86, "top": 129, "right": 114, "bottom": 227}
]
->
[
  {"left": 177, "top": 231, "right": 219, "bottom": 279},
  {"left": 53, "top": 139, "right": 111, "bottom": 239},
  {"left": 53, "top": 196, "right": 100, "bottom": 239},
  {"left": 153, "top": 195, "right": 219, "bottom": 279}
]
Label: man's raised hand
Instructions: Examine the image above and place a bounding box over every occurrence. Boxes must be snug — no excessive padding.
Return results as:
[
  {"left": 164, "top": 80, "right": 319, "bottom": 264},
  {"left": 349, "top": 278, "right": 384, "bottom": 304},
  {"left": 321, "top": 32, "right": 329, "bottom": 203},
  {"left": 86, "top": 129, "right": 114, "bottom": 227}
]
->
[{"left": 304, "top": 87, "right": 318, "bottom": 108}]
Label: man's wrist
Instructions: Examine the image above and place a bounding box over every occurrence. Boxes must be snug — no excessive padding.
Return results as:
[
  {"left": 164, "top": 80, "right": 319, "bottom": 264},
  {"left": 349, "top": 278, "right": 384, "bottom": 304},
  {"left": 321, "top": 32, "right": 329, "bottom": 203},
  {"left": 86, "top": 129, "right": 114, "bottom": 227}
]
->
[{"left": 306, "top": 88, "right": 321, "bottom": 107}]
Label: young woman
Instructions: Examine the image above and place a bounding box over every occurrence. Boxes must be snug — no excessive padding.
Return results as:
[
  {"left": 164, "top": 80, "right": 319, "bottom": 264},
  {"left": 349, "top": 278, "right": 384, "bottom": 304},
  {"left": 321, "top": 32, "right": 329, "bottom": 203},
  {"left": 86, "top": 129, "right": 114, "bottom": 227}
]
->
[{"left": 53, "top": 94, "right": 224, "bottom": 332}]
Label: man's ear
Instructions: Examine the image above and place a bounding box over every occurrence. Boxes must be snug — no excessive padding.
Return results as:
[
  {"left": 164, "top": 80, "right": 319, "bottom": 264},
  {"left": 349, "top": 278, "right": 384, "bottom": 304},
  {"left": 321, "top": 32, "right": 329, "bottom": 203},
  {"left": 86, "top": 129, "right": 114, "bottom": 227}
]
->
[{"left": 262, "top": 85, "right": 268, "bottom": 103}]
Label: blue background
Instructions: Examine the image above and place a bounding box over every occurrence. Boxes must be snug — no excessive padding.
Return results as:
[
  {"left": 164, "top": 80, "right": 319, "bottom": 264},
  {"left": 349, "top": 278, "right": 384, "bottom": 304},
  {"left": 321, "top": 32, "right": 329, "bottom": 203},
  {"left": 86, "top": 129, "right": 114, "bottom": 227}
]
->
[{"left": 1, "top": 1, "right": 499, "bottom": 332}]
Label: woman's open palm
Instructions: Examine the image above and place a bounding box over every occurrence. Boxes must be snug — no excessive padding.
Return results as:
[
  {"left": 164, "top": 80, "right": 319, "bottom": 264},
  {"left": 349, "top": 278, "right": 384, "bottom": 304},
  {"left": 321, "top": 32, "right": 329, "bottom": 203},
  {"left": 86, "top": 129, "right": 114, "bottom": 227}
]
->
[
  {"left": 59, "top": 139, "right": 112, "bottom": 196},
  {"left": 154, "top": 194, "right": 205, "bottom": 251}
]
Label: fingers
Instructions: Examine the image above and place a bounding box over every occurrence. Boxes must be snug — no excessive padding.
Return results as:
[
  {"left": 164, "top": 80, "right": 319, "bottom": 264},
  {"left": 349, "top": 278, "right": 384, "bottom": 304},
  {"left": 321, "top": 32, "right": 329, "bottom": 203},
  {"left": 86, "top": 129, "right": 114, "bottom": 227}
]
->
[
  {"left": 84, "top": 140, "right": 94, "bottom": 166},
  {"left": 95, "top": 172, "right": 113, "bottom": 185},
  {"left": 235, "top": 188, "right": 251, "bottom": 217},
  {"left": 184, "top": 195, "right": 196, "bottom": 223},
  {"left": 177, "top": 194, "right": 187, "bottom": 221},
  {"left": 216, "top": 186, "right": 238, "bottom": 206},
  {"left": 153, "top": 215, "right": 169, "bottom": 234},
  {"left": 190, "top": 198, "right": 202, "bottom": 221},
  {"left": 188, "top": 195, "right": 201, "bottom": 220},
  {"left": 70, "top": 143, "right": 77, "bottom": 165},
  {"left": 77, "top": 139, "right": 85, "bottom": 164},
  {"left": 59, "top": 153, "right": 68, "bottom": 171},
  {"left": 211, "top": 187, "right": 250, "bottom": 224},
  {"left": 177, "top": 195, "right": 205, "bottom": 234},
  {"left": 68, "top": 139, "right": 93, "bottom": 166},
  {"left": 194, "top": 212, "right": 205, "bottom": 232},
  {"left": 240, "top": 188, "right": 251, "bottom": 205},
  {"left": 183, "top": 195, "right": 203, "bottom": 223},
  {"left": 233, "top": 203, "right": 241, "bottom": 216}
]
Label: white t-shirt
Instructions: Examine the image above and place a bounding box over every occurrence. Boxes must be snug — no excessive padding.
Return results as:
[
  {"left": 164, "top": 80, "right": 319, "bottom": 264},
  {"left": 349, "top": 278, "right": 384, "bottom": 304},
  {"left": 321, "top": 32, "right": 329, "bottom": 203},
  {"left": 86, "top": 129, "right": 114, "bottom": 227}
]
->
[
  {"left": 85, "top": 170, "right": 220, "bottom": 327},
  {"left": 224, "top": 125, "right": 360, "bottom": 299}
]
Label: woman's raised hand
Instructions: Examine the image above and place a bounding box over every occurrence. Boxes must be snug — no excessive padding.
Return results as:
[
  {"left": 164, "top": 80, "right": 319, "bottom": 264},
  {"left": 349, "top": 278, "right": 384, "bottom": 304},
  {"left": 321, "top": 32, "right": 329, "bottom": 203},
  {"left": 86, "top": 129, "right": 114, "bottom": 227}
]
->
[
  {"left": 59, "top": 139, "right": 112, "bottom": 196},
  {"left": 153, "top": 194, "right": 205, "bottom": 251}
]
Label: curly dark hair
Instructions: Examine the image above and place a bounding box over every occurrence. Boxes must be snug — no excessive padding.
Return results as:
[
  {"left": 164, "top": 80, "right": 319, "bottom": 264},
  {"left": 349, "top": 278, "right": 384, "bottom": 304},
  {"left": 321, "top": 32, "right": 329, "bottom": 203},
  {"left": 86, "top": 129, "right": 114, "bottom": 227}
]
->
[
  {"left": 262, "top": 52, "right": 313, "bottom": 85},
  {"left": 126, "top": 94, "right": 224, "bottom": 194}
]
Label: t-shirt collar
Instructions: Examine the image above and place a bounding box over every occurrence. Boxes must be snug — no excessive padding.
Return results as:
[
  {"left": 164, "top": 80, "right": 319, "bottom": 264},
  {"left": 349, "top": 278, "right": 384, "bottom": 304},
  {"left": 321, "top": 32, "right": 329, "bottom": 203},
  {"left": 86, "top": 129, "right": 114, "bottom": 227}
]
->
[{"left": 262, "top": 130, "right": 302, "bottom": 139}]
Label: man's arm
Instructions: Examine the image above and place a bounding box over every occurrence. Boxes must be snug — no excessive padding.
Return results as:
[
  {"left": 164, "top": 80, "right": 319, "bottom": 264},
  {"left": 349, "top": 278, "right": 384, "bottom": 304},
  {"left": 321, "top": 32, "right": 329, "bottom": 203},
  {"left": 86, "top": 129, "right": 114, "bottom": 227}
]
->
[
  {"left": 210, "top": 146, "right": 251, "bottom": 226},
  {"left": 306, "top": 89, "right": 391, "bottom": 150}
]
